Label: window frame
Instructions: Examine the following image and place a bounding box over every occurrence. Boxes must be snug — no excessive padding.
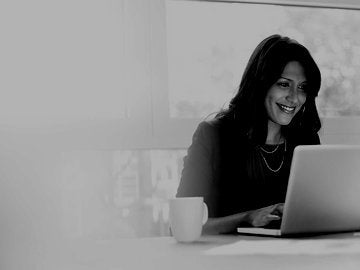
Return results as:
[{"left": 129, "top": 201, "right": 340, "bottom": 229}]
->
[{"left": 174, "top": 0, "right": 360, "bottom": 10}]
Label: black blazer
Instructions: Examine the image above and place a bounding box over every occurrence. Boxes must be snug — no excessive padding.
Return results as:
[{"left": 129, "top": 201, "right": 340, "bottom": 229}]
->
[{"left": 176, "top": 118, "right": 320, "bottom": 218}]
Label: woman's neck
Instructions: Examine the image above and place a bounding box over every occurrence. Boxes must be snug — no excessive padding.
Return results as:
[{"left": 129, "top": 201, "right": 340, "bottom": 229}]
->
[{"left": 266, "top": 121, "right": 283, "bottom": 145}]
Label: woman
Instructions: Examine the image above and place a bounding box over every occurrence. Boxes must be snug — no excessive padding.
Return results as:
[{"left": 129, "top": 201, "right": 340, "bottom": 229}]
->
[{"left": 176, "top": 34, "right": 322, "bottom": 234}]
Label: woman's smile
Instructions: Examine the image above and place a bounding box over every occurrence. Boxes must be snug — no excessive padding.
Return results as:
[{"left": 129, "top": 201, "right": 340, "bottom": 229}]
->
[{"left": 277, "top": 103, "right": 296, "bottom": 114}]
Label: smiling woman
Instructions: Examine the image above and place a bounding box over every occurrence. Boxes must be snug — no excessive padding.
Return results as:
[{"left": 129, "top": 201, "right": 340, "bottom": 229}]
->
[{"left": 176, "top": 34, "right": 321, "bottom": 234}]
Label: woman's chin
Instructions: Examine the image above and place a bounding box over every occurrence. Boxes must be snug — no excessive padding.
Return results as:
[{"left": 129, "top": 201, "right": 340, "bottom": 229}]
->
[{"left": 277, "top": 115, "right": 295, "bottom": 126}]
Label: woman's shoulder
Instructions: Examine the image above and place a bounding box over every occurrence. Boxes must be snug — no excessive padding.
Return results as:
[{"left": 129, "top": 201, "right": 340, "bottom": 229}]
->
[
  {"left": 195, "top": 117, "right": 231, "bottom": 137},
  {"left": 193, "top": 119, "right": 221, "bottom": 143},
  {"left": 199, "top": 117, "right": 222, "bottom": 129},
  {"left": 195, "top": 117, "right": 248, "bottom": 145}
]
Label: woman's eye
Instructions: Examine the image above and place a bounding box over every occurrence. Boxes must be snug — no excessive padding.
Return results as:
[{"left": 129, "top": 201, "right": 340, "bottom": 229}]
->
[
  {"left": 298, "top": 84, "right": 308, "bottom": 92},
  {"left": 277, "top": 82, "right": 289, "bottom": 88}
]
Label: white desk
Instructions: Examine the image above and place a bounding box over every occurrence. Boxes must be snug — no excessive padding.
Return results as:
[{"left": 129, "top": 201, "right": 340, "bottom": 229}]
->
[{"left": 7, "top": 233, "right": 360, "bottom": 270}]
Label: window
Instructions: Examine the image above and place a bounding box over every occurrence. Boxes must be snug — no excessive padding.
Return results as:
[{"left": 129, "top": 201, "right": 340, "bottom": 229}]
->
[
  {"left": 166, "top": 0, "right": 360, "bottom": 118},
  {"left": 160, "top": 0, "right": 360, "bottom": 145}
]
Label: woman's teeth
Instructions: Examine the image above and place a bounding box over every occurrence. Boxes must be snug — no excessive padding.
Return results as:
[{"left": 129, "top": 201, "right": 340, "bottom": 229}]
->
[{"left": 278, "top": 104, "right": 295, "bottom": 114}]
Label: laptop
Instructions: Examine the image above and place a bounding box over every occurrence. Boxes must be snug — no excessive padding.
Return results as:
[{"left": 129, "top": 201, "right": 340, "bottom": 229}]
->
[{"left": 237, "top": 145, "right": 360, "bottom": 237}]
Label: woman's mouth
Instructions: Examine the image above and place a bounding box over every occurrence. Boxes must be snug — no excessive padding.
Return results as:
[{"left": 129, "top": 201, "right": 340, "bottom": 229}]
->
[{"left": 277, "top": 104, "right": 296, "bottom": 114}]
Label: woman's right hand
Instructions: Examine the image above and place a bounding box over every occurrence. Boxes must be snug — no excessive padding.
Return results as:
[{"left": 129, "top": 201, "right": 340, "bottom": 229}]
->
[
  {"left": 202, "top": 203, "right": 284, "bottom": 234},
  {"left": 246, "top": 203, "right": 284, "bottom": 227}
]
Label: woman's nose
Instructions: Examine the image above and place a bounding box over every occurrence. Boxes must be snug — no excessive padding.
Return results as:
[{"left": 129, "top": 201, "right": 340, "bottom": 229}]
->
[{"left": 286, "top": 87, "right": 299, "bottom": 104}]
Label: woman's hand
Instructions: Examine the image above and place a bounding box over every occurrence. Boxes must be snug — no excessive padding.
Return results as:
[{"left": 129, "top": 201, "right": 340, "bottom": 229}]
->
[
  {"left": 202, "top": 203, "right": 284, "bottom": 234},
  {"left": 246, "top": 203, "right": 284, "bottom": 227}
]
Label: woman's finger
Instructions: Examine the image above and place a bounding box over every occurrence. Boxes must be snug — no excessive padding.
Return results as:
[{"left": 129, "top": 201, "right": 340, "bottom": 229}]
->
[
  {"left": 267, "top": 214, "right": 281, "bottom": 220},
  {"left": 276, "top": 203, "right": 284, "bottom": 212},
  {"left": 269, "top": 203, "right": 284, "bottom": 216}
]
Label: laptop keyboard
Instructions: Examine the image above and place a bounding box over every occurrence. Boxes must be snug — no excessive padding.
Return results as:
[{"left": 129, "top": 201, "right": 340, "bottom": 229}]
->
[{"left": 263, "top": 219, "right": 282, "bottom": 229}]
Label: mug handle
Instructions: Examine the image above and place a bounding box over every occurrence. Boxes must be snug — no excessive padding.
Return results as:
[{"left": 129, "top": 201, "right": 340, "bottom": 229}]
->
[{"left": 202, "top": 202, "right": 208, "bottom": 225}]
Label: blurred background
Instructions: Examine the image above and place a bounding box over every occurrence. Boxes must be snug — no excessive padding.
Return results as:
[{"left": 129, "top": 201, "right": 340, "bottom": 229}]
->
[{"left": 1, "top": 0, "right": 360, "bottom": 268}]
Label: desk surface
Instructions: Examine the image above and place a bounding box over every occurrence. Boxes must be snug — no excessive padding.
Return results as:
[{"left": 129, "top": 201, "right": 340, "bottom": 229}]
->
[{"left": 8, "top": 233, "right": 360, "bottom": 270}]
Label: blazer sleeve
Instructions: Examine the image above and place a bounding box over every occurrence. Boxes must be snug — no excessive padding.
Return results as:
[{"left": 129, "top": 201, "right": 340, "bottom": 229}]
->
[{"left": 176, "top": 121, "right": 218, "bottom": 216}]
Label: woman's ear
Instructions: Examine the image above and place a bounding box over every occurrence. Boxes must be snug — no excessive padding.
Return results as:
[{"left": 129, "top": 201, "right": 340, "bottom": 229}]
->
[{"left": 301, "top": 105, "right": 306, "bottom": 114}]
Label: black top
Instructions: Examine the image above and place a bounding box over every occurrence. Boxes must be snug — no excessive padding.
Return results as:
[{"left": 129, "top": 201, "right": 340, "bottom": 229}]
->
[{"left": 176, "top": 118, "right": 320, "bottom": 218}]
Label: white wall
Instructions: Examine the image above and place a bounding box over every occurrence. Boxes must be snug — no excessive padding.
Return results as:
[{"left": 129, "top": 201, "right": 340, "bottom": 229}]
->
[
  {"left": 0, "top": 1, "right": 155, "bottom": 269},
  {"left": 1, "top": 1, "right": 123, "bottom": 125},
  {"left": 0, "top": 0, "right": 155, "bottom": 150}
]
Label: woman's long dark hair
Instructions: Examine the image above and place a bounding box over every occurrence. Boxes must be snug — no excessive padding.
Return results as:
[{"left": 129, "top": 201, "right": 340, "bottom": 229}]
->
[
  {"left": 215, "top": 34, "right": 322, "bottom": 182},
  {"left": 216, "top": 34, "right": 322, "bottom": 145}
]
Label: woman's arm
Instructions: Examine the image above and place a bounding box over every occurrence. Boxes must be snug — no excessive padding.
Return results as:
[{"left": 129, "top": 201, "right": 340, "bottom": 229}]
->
[
  {"left": 203, "top": 213, "right": 249, "bottom": 235},
  {"left": 176, "top": 121, "right": 219, "bottom": 216},
  {"left": 203, "top": 203, "right": 284, "bottom": 235}
]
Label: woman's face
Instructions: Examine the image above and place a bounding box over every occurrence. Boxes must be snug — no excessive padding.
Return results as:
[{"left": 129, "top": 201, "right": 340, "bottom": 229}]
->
[{"left": 264, "top": 61, "right": 307, "bottom": 127}]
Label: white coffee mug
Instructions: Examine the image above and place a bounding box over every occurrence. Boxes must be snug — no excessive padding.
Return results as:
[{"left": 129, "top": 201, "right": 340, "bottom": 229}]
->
[{"left": 169, "top": 197, "right": 208, "bottom": 242}]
